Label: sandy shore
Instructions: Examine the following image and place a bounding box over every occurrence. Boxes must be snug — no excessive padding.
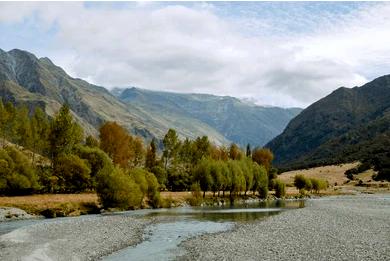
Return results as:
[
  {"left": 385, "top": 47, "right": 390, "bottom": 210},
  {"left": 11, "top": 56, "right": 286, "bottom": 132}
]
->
[{"left": 177, "top": 194, "right": 390, "bottom": 261}]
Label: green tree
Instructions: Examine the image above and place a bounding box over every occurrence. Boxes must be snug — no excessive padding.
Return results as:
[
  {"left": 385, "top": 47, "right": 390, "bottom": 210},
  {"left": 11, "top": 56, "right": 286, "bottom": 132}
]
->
[
  {"left": 274, "top": 179, "right": 286, "bottom": 198},
  {"left": 246, "top": 144, "right": 251, "bottom": 157},
  {"left": 193, "top": 158, "right": 213, "bottom": 197},
  {"left": 96, "top": 166, "right": 143, "bottom": 209},
  {"left": 294, "top": 174, "right": 308, "bottom": 191},
  {"left": 49, "top": 105, "right": 83, "bottom": 161},
  {"left": 252, "top": 163, "right": 268, "bottom": 198},
  {"left": 145, "top": 138, "right": 158, "bottom": 170},
  {"left": 73, "top": 145, "right": 113, "bottom": 189},
  {"left": 54, "top": 154, "right": 91, "bottom": 193},
  {"left": 14, "top": 106, "right": 32, "bottom": 148},
  {"left": 85, "top": 135, "right": 99, "bottom": 148},
  {"left": 162, "top": 129, "right": 180, "bottom": 170},
  {"left": 0, "top": 147, "right": 40, "bottom": 195},
  {"left": 30, "top": 107, "right": 50, "bottom": 159}
]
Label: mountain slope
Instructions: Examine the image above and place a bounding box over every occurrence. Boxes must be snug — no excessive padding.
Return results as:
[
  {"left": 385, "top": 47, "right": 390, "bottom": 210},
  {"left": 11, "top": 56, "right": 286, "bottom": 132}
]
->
[
  {"left": 0, "top": 48, "right": 301, "bottom": 146},
  {"left": 266, "top": 75, "right": 390, "bottom": 169},
  {"left": 0, "top": 48, "right": 164, "bottom": 138},
  {"left": 114, "top": 87, "right": 301, "bottom": 147}
]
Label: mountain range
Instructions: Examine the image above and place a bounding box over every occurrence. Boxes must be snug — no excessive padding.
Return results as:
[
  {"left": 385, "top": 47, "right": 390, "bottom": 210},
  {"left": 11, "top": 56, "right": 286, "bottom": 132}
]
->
[
  {"left": 266, "top": 74, "right": 390, "bottom": 170},
  {"left": 0, "top": 48, "right": 301, "bottom": 147}
]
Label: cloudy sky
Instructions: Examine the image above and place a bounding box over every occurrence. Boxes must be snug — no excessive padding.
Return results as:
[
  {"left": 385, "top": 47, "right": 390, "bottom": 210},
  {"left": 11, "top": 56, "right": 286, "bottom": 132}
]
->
[{"left": 1, "top": 1, "right": 390, "bottom": 108}]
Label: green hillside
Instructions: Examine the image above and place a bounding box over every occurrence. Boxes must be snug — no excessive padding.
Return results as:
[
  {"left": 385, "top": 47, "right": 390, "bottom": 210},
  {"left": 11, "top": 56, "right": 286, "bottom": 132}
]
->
[{"left": 266, "top": 75, "right": 390, "bottom": 173}]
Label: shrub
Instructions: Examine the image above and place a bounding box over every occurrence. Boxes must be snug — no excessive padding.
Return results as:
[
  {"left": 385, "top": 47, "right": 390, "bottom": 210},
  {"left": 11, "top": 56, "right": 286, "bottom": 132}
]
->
[
  {"left": 73, "top": 145, "right": 112, "bottom": 189},
  {"left": 54, "top": 154, "right": 91, "bottom": 193},
  {"left": 188, "top": 182, "right": 202, "bottom": 206},
  {"left": 128, "top": 168, "right": 161, "bottom": 208},
  {"left": 0, "top": 147, "right": 40, "bottom": 195},
  {"left": 294, "top": 174, "right": 307, "bottom": 190},
  {"left": 310, "top": 178, "right": 328, "bottom": 193},
  {"left": 274, "top": 179, "right": 286, "bottom": 198},
  {"left": 96, "top": 166, "right": 143, "bottom": 209}
]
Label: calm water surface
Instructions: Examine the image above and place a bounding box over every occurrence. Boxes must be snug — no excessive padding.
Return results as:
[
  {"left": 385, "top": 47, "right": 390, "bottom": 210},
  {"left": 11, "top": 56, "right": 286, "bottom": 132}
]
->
[{"left": 103, "top": 199, "right": 305, "bottom": 261}]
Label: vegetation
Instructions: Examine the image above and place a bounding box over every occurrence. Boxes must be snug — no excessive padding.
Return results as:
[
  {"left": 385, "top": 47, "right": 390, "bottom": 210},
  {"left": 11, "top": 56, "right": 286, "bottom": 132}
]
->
[
  {"left": 267, "top": 75, "right": 390, "bottom": 181},
  {"left": 274, "top": 179, "right": 286, "bottom": 198},
  {"left": 293, "top": 174, "right": 328, "bottom": 194},
  {"left": 0, "top": 101, "right": 279, "bottom": 211}
]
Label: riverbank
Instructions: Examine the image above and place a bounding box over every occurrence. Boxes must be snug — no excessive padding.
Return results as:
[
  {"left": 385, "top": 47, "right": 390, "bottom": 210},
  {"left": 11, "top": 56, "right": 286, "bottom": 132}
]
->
[
  {"left": 177, "top": 194, "right": 390, "bottom": 261},
  {"left": 0, "top": 215, "right": 154, "bottom": 260}
]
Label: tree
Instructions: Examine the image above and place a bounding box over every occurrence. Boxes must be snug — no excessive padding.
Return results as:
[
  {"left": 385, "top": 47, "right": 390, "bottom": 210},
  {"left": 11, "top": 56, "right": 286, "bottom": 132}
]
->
[
  {"left": 294, "top": 174, "right": 308, "bottom": 190},
  {"left": 96, "top": 166, "right": 143, "bottom": 209},
  {"left": 29, "top": 107, "right": 50, "bottom": 163},
  {"left": 252, "top": 163, "right": 268, "bottom": 198},
  {"left": 73, "top": 145, "right": 113, "bottom": 189},
  {"left": 145, "top": 138, "right": 158, "bottom": 170},
  {"left": 0, "top": 147, "right": 40, "bottom": 195},
  {"left": 49, "top": 104, "right": 83, "bottom": 161},
  {"left": 162, "top": 129, "right": 180, "bottom": 170},
  {"left": 99, "top": 121, "right": 132, "bottom": 168},
  {"left": 229, "top": 143, "right": 243, "bottom": 160},
  {"left": 85, "top": 135, "right": 99, "bottom": 148},
  {"left": 15, "top": 105, "right": 32, "bottom": 149},
  {"left": 252, "top": 148, "right": 274, "bottom": 171},
  {"left": 246, "top": 144, "right": 251, "bottom": 157},
  {"left": 274, "top": 179, "right": 286, "bottom": 198},
  {"left": 54, "top": 154, "right": 91, "bottom": 193},
  {"left": 193, "top": 158, "right": 213, "bottom": 197},
  {"left": 0, "top": 100, "right": 9, "bottom": 147},
  {"left": 129, "top": 136, "right": 145, "bottom": 168},
  {"left": 192, "top": 136, "right": 210, "bottom": 164}
]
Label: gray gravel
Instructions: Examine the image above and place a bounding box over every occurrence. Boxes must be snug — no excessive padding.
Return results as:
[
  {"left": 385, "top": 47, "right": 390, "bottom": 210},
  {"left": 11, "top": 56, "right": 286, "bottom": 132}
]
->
[
  {"left": 0, "top": 215, "right": 152, "bottom": 261},
  {"left": 0, "top": 207, "right": 35, "bottom": 221},
  {"left": 177, "top": 194, "right": 390, "bottom": 261}
]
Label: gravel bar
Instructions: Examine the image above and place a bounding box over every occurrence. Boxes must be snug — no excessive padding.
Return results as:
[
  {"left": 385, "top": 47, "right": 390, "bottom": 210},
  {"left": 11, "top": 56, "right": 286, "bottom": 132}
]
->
[
  {"left": 0, "top": 215, "right": 152, "bottom": 261},
  {"left": 177, "top": 194, "right": 390, "bottom": 261}
]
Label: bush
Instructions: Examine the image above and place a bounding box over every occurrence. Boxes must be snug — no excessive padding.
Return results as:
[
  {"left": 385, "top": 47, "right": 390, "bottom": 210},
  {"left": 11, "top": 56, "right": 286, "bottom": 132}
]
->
[
  {"left": 310, "top": 178, "right": 328, "bottom": 193},
  {"left": 274, "top": 179, "right": 286, "bottom": 198},
  {"left": 0, "top": 147, "right": 40, "bottom": 195},
  {"left": 188, "top": 182, "right": 202, "bottom": 206},
  {"left": 294, "top": 174, "right": 308, "bottom": 190},
  {"left": 128, "top": 168, "right": 162, "bottom": 208},
  {"left": 96, "top": 166, "right": 143, "bottom": 209},
  {"left": 54, "top": 154, "right": 91, "bottom": 193}
]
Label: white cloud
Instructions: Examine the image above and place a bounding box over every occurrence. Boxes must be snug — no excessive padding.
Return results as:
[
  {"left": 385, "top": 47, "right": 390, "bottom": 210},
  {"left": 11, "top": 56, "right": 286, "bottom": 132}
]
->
[{"left": 1, "top": 2, "right": 390, "bottom": 107}]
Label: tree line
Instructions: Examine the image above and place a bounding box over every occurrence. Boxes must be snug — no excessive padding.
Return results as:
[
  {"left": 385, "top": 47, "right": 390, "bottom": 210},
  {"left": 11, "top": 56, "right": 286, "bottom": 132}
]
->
[{"left": 0, "top": 101, "right": 282, "bottom": 209}]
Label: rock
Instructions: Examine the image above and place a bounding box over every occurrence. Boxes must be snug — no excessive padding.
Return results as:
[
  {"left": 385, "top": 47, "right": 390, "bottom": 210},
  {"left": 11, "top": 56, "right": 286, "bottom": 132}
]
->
[{"left": 0, "top": 207, "right": 34, "bottom": 221}]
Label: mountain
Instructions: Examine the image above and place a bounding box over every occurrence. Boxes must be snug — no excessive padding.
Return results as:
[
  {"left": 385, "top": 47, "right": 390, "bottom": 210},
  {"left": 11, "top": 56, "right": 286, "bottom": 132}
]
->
[
  {"left": 266, "top": 75, "right": 390, "bottom": 169},
  {"left": 0, "top": 48, "right": 301, "bottom": 146},
  {"left": 0, "top": 48, "right": 161, "bottom": 138},
  {"left": 113, "top": 87, "right": 302, "bottom": 147}
]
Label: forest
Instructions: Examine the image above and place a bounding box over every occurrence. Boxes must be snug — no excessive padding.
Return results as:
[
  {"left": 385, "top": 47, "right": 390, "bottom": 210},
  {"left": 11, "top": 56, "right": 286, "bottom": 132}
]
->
[{"left": 0, "top": 102, "right": 283, "bottom": 209}]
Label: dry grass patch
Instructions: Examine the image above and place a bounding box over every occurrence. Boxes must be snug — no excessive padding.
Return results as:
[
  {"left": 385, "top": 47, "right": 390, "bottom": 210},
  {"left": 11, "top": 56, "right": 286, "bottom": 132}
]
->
[
  {"left": 0, "top": 193, "right": 99, "bottom": 216},
  {"left": 278, "top": 162, "right": 359, "bottom": 187}
]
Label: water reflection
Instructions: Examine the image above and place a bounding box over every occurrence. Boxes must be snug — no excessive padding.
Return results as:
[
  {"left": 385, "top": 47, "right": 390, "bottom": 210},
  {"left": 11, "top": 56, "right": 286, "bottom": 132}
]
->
[{"left": 143, "top": 199, "right": 305, "bottom": 222}]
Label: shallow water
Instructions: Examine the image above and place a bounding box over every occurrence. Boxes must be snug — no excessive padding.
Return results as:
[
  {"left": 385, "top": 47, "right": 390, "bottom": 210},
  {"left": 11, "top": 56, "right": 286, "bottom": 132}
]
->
[{"left": 103, "top": 200, "right": 304, "bottom": 261}]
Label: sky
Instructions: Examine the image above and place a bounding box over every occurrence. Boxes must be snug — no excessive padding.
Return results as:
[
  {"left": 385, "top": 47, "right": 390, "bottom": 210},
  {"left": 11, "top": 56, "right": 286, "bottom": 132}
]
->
[{"left": 1, "top": 1, "right": 390, "bottom": 108}]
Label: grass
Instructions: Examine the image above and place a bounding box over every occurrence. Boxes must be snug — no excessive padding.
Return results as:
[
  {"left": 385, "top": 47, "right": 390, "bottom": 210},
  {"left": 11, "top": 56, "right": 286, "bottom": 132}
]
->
[
  {"left": 0, "top": 193, "right": 100, "bottom": 217},
  {"left": 278, "top": 162, "right": 359, "bottom": 186},
  {"left": 278, "top": 162, "right": 390, "bottom": 195}
]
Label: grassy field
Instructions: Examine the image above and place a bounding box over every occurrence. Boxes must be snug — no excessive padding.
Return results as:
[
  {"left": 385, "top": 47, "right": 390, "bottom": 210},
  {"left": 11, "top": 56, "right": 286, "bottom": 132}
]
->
[
  {"left": 278, "top": 162, "right": 359, "bottom": 186},
  {"left": 278, "top": 162, "right": 390, "bottom": 195}
]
